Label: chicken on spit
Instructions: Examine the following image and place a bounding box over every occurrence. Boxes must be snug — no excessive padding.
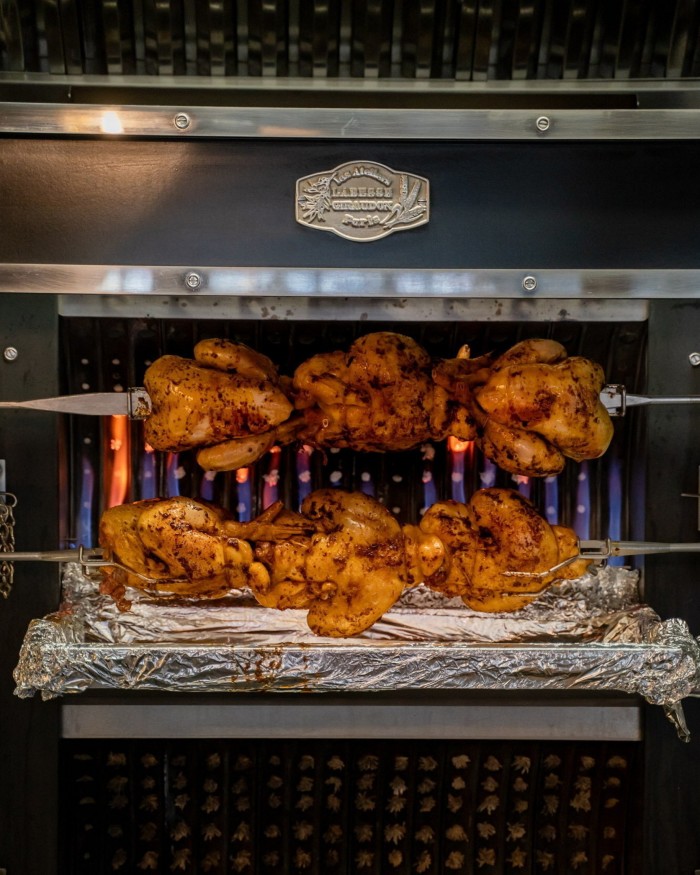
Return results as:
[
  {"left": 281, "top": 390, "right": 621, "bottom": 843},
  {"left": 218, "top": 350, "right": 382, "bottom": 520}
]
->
[
  {"left": 470, "top": 338, "right": 614, "bottom": 476},
  {"left": 142, "top": 333, "right": 614, "bottom": 478},
  {"left": 99, "top": 488, "right": 587, "bottom": 635},
  {"left": 143, "top": 338, "right": 293, "bottom": 462}
]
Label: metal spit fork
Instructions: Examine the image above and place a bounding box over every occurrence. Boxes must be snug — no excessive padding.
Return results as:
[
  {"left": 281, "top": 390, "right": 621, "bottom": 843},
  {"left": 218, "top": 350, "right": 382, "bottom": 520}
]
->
[
  {"left": 0, "top": 385, "right": 699, "bottom": 419},
  {"left": 1, "top": 539, "right": 699, "bottom": 588}
]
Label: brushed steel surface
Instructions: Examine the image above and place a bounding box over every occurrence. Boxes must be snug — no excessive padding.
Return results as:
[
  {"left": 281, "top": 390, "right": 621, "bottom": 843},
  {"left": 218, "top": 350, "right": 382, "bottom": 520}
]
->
[
  {"left": 0, "top": 263, "right": 695, "bottom": 298},
  {"left": 61, "top": 700, "right": 642, "bottom": 740},
  {"left": 57, "top": 294, "right": 649, "bottom": 321},
  {"left": 2, "top": 102, "right": 700, "bottom": 139}
]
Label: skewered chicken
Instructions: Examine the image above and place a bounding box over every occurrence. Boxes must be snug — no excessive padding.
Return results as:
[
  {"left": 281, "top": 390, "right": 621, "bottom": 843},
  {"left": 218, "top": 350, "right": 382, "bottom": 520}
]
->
[
  {"left": 98, "top": 488, "right": 588, "bottom": 634},
  {"left": 144, "top": 339, "right": 293, "bottom": 454},
  {"left": 142, "top": 334, "right": 613, "bottom": 478},
  {"left": 98, "top": 495, "right": 308, "bottom": 611},
  {"left": 416, "top": 488, "right": 590, "bottom": 611},
  {"left": 253, "top": 489, "right": 408, "bottom": 637},
  {"left": 471, "top": 339, "right": 614, "bottom": 476}
]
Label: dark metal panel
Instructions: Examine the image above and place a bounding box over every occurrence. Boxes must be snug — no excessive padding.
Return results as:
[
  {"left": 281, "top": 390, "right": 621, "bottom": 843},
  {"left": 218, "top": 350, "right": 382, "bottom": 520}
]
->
[
  {"left": 0, "top": 294, "right": 59, "bottom": 875},
  {"left": 2, "top": 139, "right": 700, "bottom": 269},
  {"left": 644, "top": 299, "right": 700, "bottom": 875}
]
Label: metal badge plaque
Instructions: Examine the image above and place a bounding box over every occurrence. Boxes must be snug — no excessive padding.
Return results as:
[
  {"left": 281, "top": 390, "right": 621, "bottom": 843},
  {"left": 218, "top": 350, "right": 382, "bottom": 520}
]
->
[{"left": 296, "top": 161, "right": 429, "bottom": 242}]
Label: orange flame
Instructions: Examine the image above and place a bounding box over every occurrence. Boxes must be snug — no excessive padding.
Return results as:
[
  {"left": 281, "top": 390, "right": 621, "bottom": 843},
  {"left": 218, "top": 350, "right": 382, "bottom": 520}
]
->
[
  {"left": 107, "top": 416, "right": 130, "bottom": 508},
  {"left": 236, "top": 467, "right": 250, "bottom": 484},
  {"left": 447, "top": 436, "right": 473, "bottom": 453}
]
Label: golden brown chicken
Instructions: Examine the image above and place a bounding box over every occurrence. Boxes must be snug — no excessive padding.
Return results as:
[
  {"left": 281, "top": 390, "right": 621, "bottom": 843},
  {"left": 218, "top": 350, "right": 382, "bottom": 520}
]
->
[
  {"left": 98, "top": 495, "right": 303, "bottom": 610},
  {"left": 418, "top": 488, "right": 590, "bottom": 611},
  {"left": 145, "top": 334, "right": 612, "bottom": 479},
  {"left": 255, "top": 489, "right": 409, "bottom": 637},
  {"left": 143, "top": 339, "right": 293, "bottom": 458},
  {"left": 291, "top": 332, "right": 480, "bottom": 450},
  {"left": 470, "top": 339, "right": 614, "bottom": 476},
  {"left": 98, "top": 488, "right": 589, "bottom": 633}
]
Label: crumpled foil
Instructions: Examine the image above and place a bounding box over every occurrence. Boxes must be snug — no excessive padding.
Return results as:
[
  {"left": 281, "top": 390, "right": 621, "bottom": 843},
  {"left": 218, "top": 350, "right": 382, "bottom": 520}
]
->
[{"left": 13, "top": 564, "right": 700, "bottom": 704}]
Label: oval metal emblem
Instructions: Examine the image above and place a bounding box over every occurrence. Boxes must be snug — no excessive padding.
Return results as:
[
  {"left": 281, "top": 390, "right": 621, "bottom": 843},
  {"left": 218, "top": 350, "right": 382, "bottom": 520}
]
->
[{"left": 296, "top": 161, "right": 430, "bottom": 242}]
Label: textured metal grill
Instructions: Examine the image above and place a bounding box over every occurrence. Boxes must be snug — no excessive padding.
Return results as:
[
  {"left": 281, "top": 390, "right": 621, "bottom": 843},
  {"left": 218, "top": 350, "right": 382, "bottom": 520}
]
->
[
  {"left": 62, "top": 738, "right": 640, "bottom": 875},
  {"left": 0, "top": 492, "right": 16, "bottom": 597},
  {"left": 2, "top": 0, "right": 700, "bottom": 80}
]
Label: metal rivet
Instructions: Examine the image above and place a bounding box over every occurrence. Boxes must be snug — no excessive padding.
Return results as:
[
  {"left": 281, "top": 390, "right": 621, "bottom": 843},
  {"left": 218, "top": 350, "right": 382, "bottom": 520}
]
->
[
  {"left": 522, "top": 275, "right": 537, "bottom": 292},
  {"left": 535, "top": 115, "right": 551, "bottom": 132},
  {"left": 3, "top": 347, "right": 18, "bottom": 362},
  {"left": 185, "top": 272, "right": 202, "bottom": 291},
  {"left": 689, "top": 352, "right": 700, "bottom": 367},
  {"left": 174, "top": 113, "right": 191, "bottom": 130}
]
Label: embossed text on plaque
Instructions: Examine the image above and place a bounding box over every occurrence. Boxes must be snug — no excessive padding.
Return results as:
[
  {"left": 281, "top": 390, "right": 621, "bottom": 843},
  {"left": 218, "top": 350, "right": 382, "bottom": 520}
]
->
[{"left": 295, "top": 161, "right": 430, "bottom": 242}]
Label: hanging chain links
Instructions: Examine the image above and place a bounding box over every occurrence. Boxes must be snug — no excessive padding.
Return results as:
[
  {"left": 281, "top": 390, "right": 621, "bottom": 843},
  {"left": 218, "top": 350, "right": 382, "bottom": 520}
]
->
[{"left": 0, "top": 492, "right": 17, "bottom": 597}]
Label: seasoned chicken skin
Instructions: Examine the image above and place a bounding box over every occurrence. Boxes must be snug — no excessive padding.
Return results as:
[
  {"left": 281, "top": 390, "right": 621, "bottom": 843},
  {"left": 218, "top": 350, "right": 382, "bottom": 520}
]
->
[
  {"left": 292, "top": 332, "right": 479, "bottom": 451},
  {"left": 98, "top": 488, "right": 588, "bottom": 634},
  {"left": 418, "top": 488, "right": 589, "bottom": 611},
  {"left": 253, "top": 490, "right": 408, "bottom": 637},
  {"left": 143, "top": 339, "right": 293, "bottom": 454},
  {"left": 472, "top": 339, "right": 614, "bottom": 475}
]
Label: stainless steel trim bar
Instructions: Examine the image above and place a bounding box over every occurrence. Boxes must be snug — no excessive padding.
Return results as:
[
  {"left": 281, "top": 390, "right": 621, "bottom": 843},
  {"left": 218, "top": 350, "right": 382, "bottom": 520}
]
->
[
  {"left": 3, "top": 72, "right": 700, "bottom": 96},
  {"left": 2, "top": 102, "right": 700, "bottom": 139},
  {"left": 61, "top": 699, "right": 642, "bottom": 740},
  {"left": 57, "top": 295, "right": 649, "bottom": 322},
  {"left": 0, "top": 264, "right": 697, "bottom": 299}
]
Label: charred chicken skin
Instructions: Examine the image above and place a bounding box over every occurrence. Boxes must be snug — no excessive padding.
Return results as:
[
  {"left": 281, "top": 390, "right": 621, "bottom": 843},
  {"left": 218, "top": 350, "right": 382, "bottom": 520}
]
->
[
  {"left": 142, "top": 334, "right": 613, "bottom": 478},
  {"left": 98, "top": 488, "right": 588, "bottom": 635}
]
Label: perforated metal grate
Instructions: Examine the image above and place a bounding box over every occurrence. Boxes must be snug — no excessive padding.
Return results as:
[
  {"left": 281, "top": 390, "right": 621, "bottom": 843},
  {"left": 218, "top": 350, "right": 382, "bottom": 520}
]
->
[
  {"left": 2, "top": 0, "right": 700, "bottom": 80},
  {"left": 62, "top": 738, "right": 641, "bottom": 875}
]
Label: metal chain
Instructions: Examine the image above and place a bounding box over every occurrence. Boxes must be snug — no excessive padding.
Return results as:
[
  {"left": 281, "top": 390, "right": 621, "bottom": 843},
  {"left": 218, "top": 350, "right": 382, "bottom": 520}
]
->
[{"left": 0, "top": 492, "right": 17, "bottom": 597}]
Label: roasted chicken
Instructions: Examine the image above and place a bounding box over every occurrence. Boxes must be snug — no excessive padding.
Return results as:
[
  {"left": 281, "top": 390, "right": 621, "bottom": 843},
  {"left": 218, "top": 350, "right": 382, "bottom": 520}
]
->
[
  {"left": 253, "top": 489, "right": 408, "bottom": 637},
  {"left": 98, "top": 488, "right": 588, "bottom": 635},
  {"left": 98, "top": 495, "right": 308, "bottom": 611},
  {"left": 142, "top": 333, "right": 613, "bottom": 478},
  {"left": 144, "top": 339, "right": 293, "bottom": 457},
  {"left": 471, "top": 339, "right": 614, "bottom": 476},
  {"left": 417, "top": 488, "right": 590, "bottom": 611}
]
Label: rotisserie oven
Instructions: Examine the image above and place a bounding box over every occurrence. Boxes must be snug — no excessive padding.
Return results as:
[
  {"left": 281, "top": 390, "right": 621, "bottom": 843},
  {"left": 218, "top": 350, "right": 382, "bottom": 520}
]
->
[{"left": 1, "top": 3, "right": 700, "bottom": 873}]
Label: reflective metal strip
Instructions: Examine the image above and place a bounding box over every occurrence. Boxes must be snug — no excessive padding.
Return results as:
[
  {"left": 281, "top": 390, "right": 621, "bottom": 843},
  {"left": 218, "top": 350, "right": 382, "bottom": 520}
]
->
[
  {"left": 3, "top": 71, "right": 700, "bottom": 95},
  {"left": 0, "top": 264, "right": 695, "bottom": 299},
  {"left": 2, "top": 102, "right": 700, "bottom": 139},
  {"left": 58, "top": 294, "right": 649, "bottom": 322},
  {"left": 61, "top": 699, "right": 642, "bottom": 740}
]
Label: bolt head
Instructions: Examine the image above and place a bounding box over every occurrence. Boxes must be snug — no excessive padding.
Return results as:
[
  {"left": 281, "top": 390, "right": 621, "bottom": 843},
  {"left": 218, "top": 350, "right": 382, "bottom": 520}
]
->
[
  {"left": 689, "top": 352, "right": 700, "bottom": 367},
  {"left": 174, "top": 113, "right": 191, "bottom": 130},
  {"left": 536, "top": 115, "right": 551, "bottom": 132},
  {"left": 522, "top": 275, "right": 537, "bottom": 292},
  {"left": 3, "top": 346, "right": 18, "bottom": 362},
  {"left": 185, "top": 272, "right": 202, "bottom": 290}
]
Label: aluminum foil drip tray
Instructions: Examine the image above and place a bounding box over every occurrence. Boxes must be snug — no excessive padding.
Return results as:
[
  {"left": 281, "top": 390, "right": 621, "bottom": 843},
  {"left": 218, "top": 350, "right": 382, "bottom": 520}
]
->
[{"left": 13, "top": 565, "right": 700, "bottom": 707}]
